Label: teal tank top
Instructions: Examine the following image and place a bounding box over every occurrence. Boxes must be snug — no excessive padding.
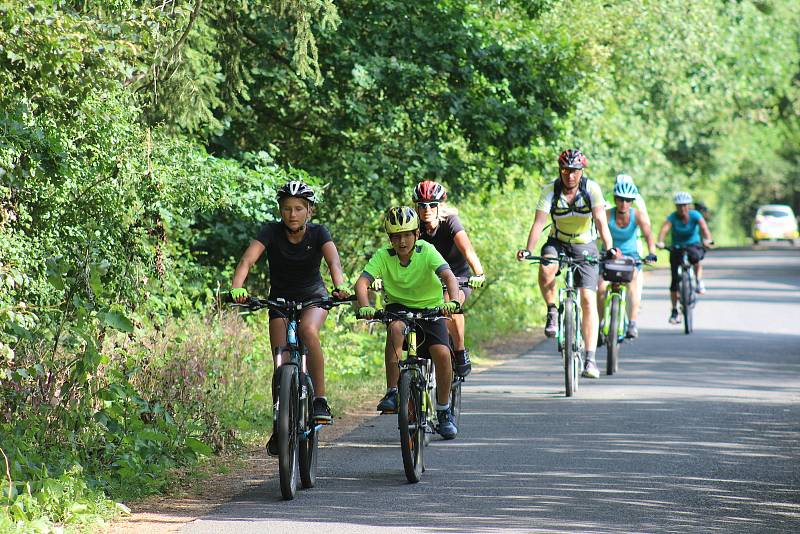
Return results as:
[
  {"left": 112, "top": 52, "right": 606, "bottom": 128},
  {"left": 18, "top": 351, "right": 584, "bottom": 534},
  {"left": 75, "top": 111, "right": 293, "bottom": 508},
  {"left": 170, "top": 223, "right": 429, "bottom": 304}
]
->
[{"left": 609, "top": 208, "right": 639, "bottom": 258}]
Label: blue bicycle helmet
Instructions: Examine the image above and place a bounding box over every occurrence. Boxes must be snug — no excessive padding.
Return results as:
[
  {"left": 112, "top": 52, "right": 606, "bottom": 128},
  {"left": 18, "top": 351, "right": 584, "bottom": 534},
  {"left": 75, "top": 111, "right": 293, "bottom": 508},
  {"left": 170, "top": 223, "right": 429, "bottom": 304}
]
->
[{"left": 613, "top": 180, "right": 639, "bottom": 200}]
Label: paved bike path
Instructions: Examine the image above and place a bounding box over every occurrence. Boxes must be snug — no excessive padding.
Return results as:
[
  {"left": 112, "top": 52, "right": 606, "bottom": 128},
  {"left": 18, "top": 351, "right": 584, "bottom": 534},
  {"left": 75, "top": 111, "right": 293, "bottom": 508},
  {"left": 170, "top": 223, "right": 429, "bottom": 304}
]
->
[{"left": 184, "top": 247, "right": 800, "bottom": 533}]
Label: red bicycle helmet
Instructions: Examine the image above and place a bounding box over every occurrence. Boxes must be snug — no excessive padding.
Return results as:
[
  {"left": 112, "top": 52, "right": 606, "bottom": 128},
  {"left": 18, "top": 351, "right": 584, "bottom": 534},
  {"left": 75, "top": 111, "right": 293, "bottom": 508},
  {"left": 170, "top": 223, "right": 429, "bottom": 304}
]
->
[
  {"left": 558, "top": 149, "right": 587, "bottom": 169},
  {"left": 412, "top": 180, "right": 447, "bottom": 202}
]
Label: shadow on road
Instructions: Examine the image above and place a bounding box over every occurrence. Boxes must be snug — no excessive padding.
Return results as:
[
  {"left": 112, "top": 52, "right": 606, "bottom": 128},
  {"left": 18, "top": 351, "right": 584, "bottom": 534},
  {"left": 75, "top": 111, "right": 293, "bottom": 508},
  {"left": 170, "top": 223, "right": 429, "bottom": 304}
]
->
[{"left": 194, "top": 328, "right": 800, "bottom": 533}]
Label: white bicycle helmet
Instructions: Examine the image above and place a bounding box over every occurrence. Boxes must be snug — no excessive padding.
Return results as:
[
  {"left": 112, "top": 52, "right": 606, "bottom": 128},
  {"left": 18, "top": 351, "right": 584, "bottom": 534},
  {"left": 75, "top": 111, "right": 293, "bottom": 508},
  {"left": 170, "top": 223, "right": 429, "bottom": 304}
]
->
[{"left": 673, "top": 191, "right": 693, "bottom": 205}]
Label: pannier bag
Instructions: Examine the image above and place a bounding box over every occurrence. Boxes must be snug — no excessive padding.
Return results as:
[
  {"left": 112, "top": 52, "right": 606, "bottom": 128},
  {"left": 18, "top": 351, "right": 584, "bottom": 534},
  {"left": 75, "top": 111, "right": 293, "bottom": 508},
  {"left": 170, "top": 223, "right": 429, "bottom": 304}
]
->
[{"left": 602, "top": 257, "right": 636, "bottom": 283}]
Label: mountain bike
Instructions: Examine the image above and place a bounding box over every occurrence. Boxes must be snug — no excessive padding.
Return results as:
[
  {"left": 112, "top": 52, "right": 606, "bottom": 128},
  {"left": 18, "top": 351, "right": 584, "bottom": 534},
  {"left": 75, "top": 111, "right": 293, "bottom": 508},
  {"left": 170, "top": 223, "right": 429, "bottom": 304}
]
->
[
  {"left": 366, "top": 307, "right": 454, "bottom": 483},
  {"left": 663, "top": 245, "right": 704, "bottom": 335},
  {"left": 526, "top": 252, "right": 599, "bottom": 397},
  {"left": 230, "top": 295, "right": 354, "bottom": 500},
  {"left": 374, "top": 278, "right": 469, "bottom": 428},
  {"left": 599, "top": 257, "right": 642, "bottom": 375}
]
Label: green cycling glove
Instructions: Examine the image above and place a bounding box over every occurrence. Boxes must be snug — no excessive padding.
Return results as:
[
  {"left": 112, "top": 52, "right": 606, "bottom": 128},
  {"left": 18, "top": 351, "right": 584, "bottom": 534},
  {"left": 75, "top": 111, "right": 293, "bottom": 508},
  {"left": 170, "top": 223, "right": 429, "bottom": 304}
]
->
[
  {"left": 231, "top": 287, "right": 248, "bottom": 301},
  {"left": 467, "top": 273, "right": 485, "bottom": 288},
  {"left": 333, "top": 284, "right": 351, "bottom": 298},
  {"left": 370, "top": 278, "right": 383, "bottom": 291},
  {"left": 358, "top": 306, "right": 377, "bottom": 319},
  {"left": 441, "top": 300, "right": 461, "bottom": 314}
]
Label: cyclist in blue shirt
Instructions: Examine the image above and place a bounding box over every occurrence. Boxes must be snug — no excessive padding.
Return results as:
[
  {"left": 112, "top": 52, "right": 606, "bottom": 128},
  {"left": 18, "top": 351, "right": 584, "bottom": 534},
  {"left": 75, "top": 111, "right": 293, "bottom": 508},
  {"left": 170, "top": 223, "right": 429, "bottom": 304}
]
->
[
  {"left": 656, "top": 192, "right": 714, "bottom": 324},
  {"left": 597, "top": 181, "right": 657, "bottom": 340}
]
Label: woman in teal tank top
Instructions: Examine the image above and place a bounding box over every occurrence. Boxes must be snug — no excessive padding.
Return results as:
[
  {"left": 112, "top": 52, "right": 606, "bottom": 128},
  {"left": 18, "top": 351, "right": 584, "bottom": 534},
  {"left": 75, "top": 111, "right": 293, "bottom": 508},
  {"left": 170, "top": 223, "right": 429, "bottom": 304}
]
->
[{"left": 597, "top": 182, "right": 657, "bottom": 339}]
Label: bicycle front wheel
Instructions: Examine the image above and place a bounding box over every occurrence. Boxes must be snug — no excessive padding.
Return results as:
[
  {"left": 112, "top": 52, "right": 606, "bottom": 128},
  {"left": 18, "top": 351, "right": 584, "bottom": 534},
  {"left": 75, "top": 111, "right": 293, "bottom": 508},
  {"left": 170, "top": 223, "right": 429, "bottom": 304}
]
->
[
  {"left": 298, "top": 372, "right": 318, "bottom": 489},
  {"left": 398, "top": 370, "right": 424, "bottom": 483},
  {"left": 680, "top": 270, "right": 693, "bottom": 334},
  {"left": 607, "top": 294, "right": 620, "bottom": 375},
  {"left": 563, "top": 297, "right": 577, "bottom": 397},
  {"left": 277, "top": 365, "right": 300, "bottom": 500}
]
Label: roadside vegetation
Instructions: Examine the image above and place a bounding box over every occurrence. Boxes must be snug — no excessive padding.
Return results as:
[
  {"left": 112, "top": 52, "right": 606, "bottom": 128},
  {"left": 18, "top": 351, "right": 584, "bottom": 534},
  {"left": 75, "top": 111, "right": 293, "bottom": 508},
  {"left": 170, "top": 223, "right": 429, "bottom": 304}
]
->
[{"left": 2, "top": 1, "right": 799, "bottom": 531}]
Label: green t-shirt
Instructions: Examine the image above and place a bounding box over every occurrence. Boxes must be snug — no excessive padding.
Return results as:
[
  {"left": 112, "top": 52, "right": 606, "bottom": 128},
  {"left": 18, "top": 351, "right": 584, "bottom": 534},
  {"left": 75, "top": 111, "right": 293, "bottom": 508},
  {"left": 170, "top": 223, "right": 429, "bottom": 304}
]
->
[{"left": 363, "top": 240, "right": 449, "bottom": 308}]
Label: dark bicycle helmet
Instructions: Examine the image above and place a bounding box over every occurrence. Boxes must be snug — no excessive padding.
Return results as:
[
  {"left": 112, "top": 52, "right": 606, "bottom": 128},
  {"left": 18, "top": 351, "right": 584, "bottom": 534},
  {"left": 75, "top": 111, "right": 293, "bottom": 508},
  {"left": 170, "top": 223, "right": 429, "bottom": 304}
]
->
[
  {"left": 558, "top": 148, "right": 588, "bottom": 169},
  {"left": 384, "top": 206, "right": 419, "bottom": 234},
  {"left": 412, "top": 180, "right": 447, "bottom": 202},
  {"left": 276, "top": 180, "right": 317, "bottom": 205}
]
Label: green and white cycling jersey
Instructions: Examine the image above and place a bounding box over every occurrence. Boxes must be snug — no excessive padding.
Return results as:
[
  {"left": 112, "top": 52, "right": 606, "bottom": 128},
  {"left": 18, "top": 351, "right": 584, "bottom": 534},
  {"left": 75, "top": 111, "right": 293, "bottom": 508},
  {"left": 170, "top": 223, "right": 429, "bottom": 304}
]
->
[{"left": 536, "top": 178, "right": 605, "bottom": 244}]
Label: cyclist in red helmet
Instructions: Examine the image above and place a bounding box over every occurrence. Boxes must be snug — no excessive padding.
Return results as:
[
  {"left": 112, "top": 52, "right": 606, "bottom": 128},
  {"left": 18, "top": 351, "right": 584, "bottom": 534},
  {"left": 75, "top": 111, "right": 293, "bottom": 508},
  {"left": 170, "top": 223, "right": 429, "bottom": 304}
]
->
[
  {"left": 411, "top": 180, "right": 484, "bottom": 378},
  {"left": 516, "top": 149, "right": 618, "bottom": 379},
  {"left": 230, "top": 181, "right": 350, "bottom": 455}
]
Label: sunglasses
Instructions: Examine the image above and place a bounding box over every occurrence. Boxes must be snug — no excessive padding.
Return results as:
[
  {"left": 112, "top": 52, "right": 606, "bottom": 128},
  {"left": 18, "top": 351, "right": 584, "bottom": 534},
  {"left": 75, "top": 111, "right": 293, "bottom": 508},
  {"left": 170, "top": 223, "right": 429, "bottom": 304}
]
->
[{"left": 417, "top": 202, "right": 439, "bottom": 209}]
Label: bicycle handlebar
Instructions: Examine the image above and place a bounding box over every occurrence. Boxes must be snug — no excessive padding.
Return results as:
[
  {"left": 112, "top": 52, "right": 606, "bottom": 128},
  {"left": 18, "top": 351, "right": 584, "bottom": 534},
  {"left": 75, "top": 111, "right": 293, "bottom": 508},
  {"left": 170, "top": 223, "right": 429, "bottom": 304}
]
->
[
  {"left": 229, "top": 294, "right": 356, "bottom": 312},
  {"left": 367, "top": 307, "right": 460, "bottom": 323},
  {"left": 524, "top": 253, "right": 600, "bottom": 266}
]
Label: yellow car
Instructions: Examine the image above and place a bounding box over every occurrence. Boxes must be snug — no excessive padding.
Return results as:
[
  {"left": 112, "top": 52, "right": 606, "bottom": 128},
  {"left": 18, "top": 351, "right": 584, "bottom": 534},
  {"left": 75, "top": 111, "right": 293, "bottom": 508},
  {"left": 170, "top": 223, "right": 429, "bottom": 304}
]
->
[{"left": 752, "top": 204, "right": 799, "bottom": 245}]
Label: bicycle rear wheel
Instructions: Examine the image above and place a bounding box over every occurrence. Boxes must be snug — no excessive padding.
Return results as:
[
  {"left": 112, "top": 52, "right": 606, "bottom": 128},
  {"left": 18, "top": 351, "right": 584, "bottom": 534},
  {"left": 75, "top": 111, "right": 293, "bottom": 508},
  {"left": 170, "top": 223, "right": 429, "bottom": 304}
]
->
[
  {"left": 277, "top": 365, "right": 299, "bottom": 500},
  {"left": 398, "top": 369, "right": 424, "bottom": 483},
  {"left": 606, "top": 294, "right": 620, "bottom": 375},
  {"left": 680, "top": 270, "right": 693, "bottom": 334},
  {"left": 298, "top": 372, "right": 318, "bottom": 489},
  {"left": 563, "top": 297, "right": 576, "bottom": 397}
]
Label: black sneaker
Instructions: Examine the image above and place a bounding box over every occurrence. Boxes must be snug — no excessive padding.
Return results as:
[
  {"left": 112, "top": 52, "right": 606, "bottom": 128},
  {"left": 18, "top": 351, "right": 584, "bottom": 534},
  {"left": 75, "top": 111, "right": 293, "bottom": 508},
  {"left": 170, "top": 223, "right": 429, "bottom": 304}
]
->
[
  {"left": 313, "top": 397, "right": 333, "bottom": 425},
  {"left": 669, "top": 309, "right": 680, "bottom": 324},
  {"left": 266, "top": 433, "right": 278, "bottom": 457},
  {"left": 377, "top": 390, "right": 398, "bottom": 413},
  {"left": 544, "top": 306, "right": 558, "bottom": 338},
  {"left": 597, "top": 327, "right": 606, "bottom": 347},
  {"left": 454, "top": 349, "right": 472, "bottom": 377}
]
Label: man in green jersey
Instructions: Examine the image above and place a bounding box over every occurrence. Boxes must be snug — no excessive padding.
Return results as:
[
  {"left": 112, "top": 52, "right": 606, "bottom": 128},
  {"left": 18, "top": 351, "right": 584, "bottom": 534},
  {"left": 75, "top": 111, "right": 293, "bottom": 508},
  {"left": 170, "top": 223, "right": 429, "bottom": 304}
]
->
[
  {"left": 517, "top": 149, "right": 618, "bottom": 379},
  {"left": 355, "top": 206, "right": 463, "bottom": 439}
]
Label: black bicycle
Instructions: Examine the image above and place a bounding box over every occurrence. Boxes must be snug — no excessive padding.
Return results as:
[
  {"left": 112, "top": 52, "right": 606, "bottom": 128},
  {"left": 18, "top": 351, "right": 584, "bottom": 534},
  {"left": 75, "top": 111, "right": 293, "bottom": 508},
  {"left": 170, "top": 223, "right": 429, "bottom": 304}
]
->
[
  {"left": 366, "top": 307, "right": 454, "bottom": 483},
  {"left": 662, "top": 245, "right": 708, "bottom": 335},
  {"left": 525, "top": 252, "right": 599, "bottom": 396},
  {"left": 230, "top": 295, "right": 353, "bottom": 500}
]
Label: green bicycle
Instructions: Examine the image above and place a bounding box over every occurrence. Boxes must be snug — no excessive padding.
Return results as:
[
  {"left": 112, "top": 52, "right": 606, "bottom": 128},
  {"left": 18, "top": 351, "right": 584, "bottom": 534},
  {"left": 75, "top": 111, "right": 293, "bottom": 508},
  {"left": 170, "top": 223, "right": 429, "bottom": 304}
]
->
[
  {"left": 599, "top": 257, "right": 643, "bottom": 375},
  {"left": 526, "top": 252, "right": 599, "bottom": 397}
]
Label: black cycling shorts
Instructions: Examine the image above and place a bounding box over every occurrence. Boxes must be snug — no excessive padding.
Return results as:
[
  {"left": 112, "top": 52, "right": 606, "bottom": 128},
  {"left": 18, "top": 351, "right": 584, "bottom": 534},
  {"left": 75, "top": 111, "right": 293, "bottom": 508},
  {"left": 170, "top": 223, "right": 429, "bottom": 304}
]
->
[
  {"left": 669, "top": 244, "right": 705, "bottom": 292},
  {"left": 385, "top": 303, "right": 451, "bottom": 357},
  {"left": 540, "top": 238, "right": 600, "bottom": 291}
]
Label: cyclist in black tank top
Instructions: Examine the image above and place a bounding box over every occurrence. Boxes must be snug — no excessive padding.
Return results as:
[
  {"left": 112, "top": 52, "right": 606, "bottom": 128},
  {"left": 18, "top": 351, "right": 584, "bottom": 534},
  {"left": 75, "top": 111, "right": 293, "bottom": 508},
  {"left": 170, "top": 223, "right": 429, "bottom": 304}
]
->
[
  {"left": 230, "top": 181, "right": 350, "bottom": 454},
  {"left": 413, "top": 181, "right": 485, "bottom": 377}
]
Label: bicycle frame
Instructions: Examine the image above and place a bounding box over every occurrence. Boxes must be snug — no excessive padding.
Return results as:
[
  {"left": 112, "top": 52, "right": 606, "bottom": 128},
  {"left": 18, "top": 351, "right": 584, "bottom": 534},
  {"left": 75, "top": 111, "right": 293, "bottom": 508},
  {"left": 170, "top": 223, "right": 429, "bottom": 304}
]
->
[{"left": 601, "top": 283, "right": 628, "bottom": 342}]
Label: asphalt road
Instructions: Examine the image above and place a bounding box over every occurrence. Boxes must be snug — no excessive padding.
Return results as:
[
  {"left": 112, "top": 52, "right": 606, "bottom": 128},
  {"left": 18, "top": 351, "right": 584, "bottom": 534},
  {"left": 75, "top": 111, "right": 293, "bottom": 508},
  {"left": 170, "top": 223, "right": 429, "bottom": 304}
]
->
[{"left": 185, "top": 247, "right": 800, "bottom": 533}]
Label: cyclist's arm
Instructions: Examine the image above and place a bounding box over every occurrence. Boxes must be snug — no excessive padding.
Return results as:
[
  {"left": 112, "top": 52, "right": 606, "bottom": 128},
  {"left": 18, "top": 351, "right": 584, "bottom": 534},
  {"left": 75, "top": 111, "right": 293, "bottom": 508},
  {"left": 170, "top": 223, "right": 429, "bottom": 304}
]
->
[
  {"left": 635, "top": 209, "right": 657, "bottom": 255},
  {"left": 355, "top": 274, "right": 372, "bottom": 308},
  {"left": 656, "top": 219, "right": 672, "bottom": 247},
  {"left": 698, "top": 216, "right": 713, "bottom": 245},
  {"left": 453, "top": 230, "right": 484, "bottom": 276},
  {"left": 321, "top": 241, "right": 347, "bottom": 290},
  {"left": 524, "top": 209, "right": 550, "bottom": 252},
  {"left": 232, "top": 240, "right": 266, "bottom": 288},
  {"left": 592, "top": 205, "right": 614, "bottom": 252},
  {"left": 438, "top": 267, "right": 463, "bottom": 305}
]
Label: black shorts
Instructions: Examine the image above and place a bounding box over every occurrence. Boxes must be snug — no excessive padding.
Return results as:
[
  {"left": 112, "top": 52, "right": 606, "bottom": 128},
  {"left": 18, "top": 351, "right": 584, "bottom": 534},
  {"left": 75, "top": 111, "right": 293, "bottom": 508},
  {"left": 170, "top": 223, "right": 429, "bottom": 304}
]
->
[
  {"left": 385, "top": 303, "right": 451, "bottom": 357},
  {"left": 267, "top": 285, "right": 328, "bottom": 320},
  {"left": 540, "top": 238, "right": 600, "bottom": 290},
  {"left": 669, "top": 245, "right": 705, "bottom": 291}
]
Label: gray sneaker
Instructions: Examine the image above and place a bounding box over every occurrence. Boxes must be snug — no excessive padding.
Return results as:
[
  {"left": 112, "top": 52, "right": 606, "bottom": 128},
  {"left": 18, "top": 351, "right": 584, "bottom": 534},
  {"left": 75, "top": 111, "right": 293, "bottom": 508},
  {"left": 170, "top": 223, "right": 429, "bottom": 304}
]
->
[
  {"left": 625, "top": 321, "right": 638, "bottom": 339},
  {"left": 544, "top": 306, "right": 558, "bottom": 338},
  {"left": 582, "top": 359, "right": 600, "bottom": 379}
]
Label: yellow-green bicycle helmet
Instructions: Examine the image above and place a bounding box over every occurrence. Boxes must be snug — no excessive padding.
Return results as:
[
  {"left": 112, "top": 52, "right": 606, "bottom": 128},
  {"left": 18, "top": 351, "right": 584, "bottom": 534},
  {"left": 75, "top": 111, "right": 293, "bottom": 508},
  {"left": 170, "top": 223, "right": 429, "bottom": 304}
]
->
[{"left": 384, "top": 206, "right": 419, "bottom": 234}]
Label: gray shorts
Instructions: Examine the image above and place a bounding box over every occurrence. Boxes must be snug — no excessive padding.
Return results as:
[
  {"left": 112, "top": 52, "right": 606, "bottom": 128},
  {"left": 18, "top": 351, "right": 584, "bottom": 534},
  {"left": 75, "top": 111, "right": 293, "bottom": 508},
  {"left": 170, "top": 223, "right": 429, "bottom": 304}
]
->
[{"left": 540, "top": 238, "right": 599, "bottom": 291}]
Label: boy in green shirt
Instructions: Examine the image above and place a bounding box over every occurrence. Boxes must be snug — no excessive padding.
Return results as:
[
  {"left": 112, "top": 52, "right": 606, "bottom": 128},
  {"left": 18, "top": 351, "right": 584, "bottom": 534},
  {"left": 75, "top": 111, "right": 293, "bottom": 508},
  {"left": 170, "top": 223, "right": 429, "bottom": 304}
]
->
[{"left": 355, "top": 206, "right": 463, "bottom": 439}]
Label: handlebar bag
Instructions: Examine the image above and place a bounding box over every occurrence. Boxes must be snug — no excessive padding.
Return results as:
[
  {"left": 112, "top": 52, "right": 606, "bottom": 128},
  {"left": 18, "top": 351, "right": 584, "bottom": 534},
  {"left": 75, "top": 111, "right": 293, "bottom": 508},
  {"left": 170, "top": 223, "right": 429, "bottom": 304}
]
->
[{"left": 602, "top": 257, "right": 636, "bottom": 283}]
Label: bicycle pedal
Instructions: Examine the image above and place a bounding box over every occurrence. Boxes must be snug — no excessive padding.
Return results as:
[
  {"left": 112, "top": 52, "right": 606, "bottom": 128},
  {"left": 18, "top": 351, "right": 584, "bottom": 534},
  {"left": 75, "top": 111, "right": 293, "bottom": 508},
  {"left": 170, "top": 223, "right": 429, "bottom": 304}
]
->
[{"left": 379, "top": 409, "right": 398, "bottom": 415}]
